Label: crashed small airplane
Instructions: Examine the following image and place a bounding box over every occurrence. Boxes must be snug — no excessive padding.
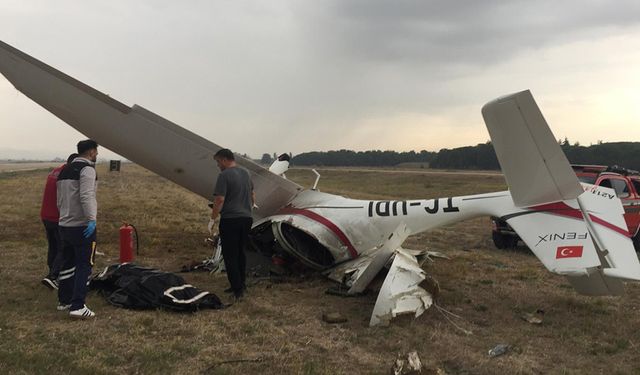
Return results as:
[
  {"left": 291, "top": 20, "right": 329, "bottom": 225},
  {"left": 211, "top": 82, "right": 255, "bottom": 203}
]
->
[{"left": 1, "top": 40, "right": 639, "bottom": 326}]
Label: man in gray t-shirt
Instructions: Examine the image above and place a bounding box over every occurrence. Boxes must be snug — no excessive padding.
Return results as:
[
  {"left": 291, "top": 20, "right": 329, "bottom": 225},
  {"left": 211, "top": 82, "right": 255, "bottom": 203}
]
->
[{"left": 210, "top": 148, "right": 254, "bottom": 300}]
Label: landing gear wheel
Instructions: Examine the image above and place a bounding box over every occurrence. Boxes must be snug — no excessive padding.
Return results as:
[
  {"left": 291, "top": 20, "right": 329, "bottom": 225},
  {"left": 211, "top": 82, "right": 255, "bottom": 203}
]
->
[{"left": 492, "top": 232, "right": 518, "bottom": 249}]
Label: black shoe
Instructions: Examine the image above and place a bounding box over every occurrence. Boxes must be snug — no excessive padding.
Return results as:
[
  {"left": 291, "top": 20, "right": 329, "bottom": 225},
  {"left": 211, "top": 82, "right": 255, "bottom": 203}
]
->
[{"left": 42, "top": 277, "right": 58, "bottom": 290}]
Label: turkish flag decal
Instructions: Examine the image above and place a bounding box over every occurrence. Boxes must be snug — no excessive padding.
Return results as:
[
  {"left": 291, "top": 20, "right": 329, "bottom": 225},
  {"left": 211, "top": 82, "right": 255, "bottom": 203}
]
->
[{"left": 556, "top": 246, "right": 584, "bottom": 259}]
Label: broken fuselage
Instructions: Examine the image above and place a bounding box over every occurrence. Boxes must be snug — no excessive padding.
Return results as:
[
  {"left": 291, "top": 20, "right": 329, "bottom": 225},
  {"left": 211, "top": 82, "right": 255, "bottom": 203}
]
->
[{"left": 249, "top": 188, "right": 515, "bottom": 272}]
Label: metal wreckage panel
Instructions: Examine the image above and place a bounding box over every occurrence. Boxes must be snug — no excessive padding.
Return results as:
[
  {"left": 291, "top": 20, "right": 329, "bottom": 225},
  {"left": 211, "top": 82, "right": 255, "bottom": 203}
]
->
[
  {"left": 346, "top": 224, "right": 411, "bottom": 294},
  {"left": 324, "top": 223, "right": 409, "bottom": 289},
  {"left": 370, "top": 249, "right": 433, "bottom": 327},
  {"left": 325, "top": 223, "right": 442, "bottom": 326}
]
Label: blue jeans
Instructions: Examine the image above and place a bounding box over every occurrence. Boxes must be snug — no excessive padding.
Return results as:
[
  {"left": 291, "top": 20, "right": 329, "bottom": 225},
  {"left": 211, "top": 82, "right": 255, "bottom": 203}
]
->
[{"left": 57, "top": 226, "right": 97, "bottom": 310}]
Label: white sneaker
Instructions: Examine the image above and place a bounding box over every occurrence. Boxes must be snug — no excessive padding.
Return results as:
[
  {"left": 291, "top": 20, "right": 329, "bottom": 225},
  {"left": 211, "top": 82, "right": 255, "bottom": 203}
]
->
[
  {"left": 69, "top": 305, "right": 95, "bottom": 319},
  {"left": 57, "top": 303, "right": 71, "bottom": 311}
]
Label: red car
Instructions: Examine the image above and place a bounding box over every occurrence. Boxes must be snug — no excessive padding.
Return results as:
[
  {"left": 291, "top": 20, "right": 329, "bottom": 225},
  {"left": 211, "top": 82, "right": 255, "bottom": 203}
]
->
[{"left": 492, "top": 165, "right": 640, "bottom": 251}]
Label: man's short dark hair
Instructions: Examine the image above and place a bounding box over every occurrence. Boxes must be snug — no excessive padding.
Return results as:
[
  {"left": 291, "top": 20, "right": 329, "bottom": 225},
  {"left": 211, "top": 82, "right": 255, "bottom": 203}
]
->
[
  {"left": 77, "top": 140, "right": 98, "bottom": 155},
  {"left": 66, "top": 153, "right": 79, "bottom": 164},
  {"left": 214, "top": 148, "right": 234, "bottom": 161}
]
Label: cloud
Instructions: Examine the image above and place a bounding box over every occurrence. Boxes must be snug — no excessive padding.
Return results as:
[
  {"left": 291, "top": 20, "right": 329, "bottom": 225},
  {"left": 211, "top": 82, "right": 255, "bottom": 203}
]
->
[
  {"left": 0, "top": 1, "right": 639, "bottom": 158},
  {"left": 309, "top": 1, "right": 640, "bottom": 66}
]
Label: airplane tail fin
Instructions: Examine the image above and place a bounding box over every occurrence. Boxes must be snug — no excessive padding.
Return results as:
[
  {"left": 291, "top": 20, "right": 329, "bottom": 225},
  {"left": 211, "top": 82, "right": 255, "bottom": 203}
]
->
[
  {"left": 481, "top": 90, "right": 584, "bottom": 207},
  {"left": 483, "top": 90, "right": 640, "bottom": 295}
]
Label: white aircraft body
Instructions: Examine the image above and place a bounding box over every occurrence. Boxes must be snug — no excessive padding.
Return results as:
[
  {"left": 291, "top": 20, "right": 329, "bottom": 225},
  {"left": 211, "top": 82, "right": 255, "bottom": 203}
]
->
[{"left": 1, "top": 40, "right": 639, "bottom": 326}]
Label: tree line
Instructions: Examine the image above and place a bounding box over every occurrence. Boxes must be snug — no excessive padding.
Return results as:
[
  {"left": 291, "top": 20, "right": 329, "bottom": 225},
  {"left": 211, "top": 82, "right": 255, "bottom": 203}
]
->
[
  {"left": 290, "top": 150, "right": 435, "bottom": 167},
  {"left": 287, "top": 140, "right": 640, "bottom": 170}
]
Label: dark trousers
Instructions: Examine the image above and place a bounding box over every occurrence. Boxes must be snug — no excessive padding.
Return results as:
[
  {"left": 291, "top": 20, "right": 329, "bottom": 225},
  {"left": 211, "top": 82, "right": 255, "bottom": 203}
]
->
[
  {"left": 42, "top": 220, "right": 64, "bottom": 279},
  {"left": 58, "top": 226, "right": 96, "bottom": 310},
  {"left": 219, "top": 217, "right": 252, "bottom": 296}
]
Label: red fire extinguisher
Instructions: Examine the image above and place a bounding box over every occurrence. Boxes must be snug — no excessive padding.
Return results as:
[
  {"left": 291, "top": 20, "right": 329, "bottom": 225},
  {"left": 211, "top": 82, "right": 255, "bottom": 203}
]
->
[{"left": 119, "top": 222, "right": 138, "bottom": 263}]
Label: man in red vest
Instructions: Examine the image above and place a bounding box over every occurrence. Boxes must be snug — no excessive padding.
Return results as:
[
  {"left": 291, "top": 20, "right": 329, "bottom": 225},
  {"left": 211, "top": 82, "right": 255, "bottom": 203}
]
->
[{"left": 40, "top": 153, "right": 77, "bottom": 290}]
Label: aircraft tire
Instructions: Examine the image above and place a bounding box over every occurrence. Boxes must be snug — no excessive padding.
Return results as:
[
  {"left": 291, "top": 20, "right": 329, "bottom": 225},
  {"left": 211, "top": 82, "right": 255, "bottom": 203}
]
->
[{"left": 492, "top": 231, "right": 517, "bottom": 249}]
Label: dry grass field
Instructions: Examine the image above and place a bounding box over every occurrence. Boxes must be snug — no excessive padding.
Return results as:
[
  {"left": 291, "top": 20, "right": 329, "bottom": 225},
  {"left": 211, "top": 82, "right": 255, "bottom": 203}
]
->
[
  {"left": 1, "top": 164, "right": 639, "bottom": 374},
  {"left": 0, "top": 162, "right": 60, "bottom": 173}
]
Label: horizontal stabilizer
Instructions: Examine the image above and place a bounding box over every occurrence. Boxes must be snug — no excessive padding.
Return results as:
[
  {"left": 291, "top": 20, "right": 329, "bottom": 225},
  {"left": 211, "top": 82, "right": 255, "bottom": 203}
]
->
[
  {"left": 502, "top": 183, "right": 640, "bottom": 295},
  {"left": 577, "top": 185, "right": 640, "bottom": 281},
  {"left": 505, "top": 199, "right": 601, "bottom": 274},
  {"left": 482, "top": 90, "right": 583, "bottom": 207},
  {"left": 603, "top": 269, "right": 640, "bottom": 281},
  {"left": 566, "top": 272, "right": 624, "bottom": 296}
]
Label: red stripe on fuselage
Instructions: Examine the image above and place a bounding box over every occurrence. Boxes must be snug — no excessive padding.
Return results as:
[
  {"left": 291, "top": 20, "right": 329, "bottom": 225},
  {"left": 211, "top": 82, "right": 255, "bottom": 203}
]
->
[
  {"left": 278, "top": 207, "right": 359, "bottom": 259},
  {"left": 528, "top": 202, "right": 630, "bottom": 237}
]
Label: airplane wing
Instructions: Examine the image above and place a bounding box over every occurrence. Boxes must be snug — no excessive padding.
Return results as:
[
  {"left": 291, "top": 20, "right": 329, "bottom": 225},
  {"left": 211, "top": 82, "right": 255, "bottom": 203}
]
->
[{"left": 0, "top": 40, "right": 302, "bottom": 219}]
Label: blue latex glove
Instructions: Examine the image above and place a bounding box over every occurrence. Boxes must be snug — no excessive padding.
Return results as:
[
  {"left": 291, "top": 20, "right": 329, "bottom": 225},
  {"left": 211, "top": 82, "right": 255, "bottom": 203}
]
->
[{"left": 83, "top": 220, "right": 96, "bottom": 238}]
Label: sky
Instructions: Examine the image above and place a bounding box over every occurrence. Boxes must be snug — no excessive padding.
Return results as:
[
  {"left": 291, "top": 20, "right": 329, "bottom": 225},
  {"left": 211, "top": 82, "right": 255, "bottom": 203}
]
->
[{"left": 1, "top": 0, "right": 639, "bottom": 160}]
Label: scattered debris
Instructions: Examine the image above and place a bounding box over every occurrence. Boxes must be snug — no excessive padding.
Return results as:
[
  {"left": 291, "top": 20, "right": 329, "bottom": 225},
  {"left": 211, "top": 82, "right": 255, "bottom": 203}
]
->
[
  {"left": 324, "top": 226, "right": 449, "bottom": 326},
  {"left": 322, "top": 312, "right": 348, "bottom": 324},
  {"left": 521, "top": 309, "right": 545, "bottom": 325},
  {"left": 397, "top": 248, "right": 450, "bottom": 267},
  {"left": 325, "top": 286, "right": 367, "bottom": 297},
  {"left": 180, "top": 236, "right": 224, "bottom": 273},
  {"left": 434, "top": 304, "right": 473, "bottom": 335},
  {"left": 488, "top": 344, "right": 510, "bottom": 358},
  {"left": 180, "top": 260, "right": 214, "bottom": 273},
  {"left": 391, "top": 351, "right": 423, "bottom": 375},
  {"left": 370, "top": 249, "right": 433, "bottom": 326}
]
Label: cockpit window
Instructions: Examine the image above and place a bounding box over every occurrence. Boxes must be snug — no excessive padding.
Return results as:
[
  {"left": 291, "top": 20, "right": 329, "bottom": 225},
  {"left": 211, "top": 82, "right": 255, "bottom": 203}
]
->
[
  {"left": 577, "top": 175, "right": 597, "bottom": 184},
  {"left": 632, "top": 179, "right": 640, "bottom": 195},
  {"left": 599, "top": 178, "right": 630, "bottom": 198}
]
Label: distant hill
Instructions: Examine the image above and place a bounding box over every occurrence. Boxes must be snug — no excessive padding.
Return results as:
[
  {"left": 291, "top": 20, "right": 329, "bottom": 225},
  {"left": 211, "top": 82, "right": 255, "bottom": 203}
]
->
[
  {"left": 291, "top": 141, "right": 640, "bottom": 170},
  {"left": 0, "top": 147, "right": 63, "bottom": 161},
  {"left": 562, "top": 141, "right": 640, "bottom": 171}
]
